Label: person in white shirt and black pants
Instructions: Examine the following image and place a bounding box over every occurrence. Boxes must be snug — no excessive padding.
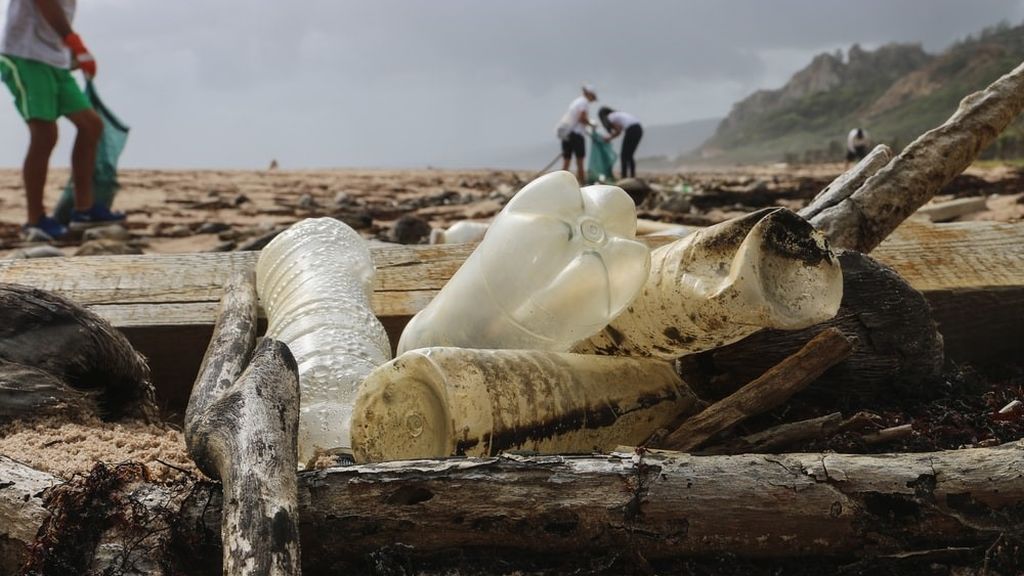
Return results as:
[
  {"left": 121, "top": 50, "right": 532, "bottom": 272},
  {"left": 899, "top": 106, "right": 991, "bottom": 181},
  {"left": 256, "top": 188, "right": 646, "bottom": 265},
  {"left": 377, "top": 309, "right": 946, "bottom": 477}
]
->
[
  {"left": 556, "top": 85, "right": 598, "bottom": 184},
  {"left": 599, "top": 107, "right": 643, "bottom": 179}
]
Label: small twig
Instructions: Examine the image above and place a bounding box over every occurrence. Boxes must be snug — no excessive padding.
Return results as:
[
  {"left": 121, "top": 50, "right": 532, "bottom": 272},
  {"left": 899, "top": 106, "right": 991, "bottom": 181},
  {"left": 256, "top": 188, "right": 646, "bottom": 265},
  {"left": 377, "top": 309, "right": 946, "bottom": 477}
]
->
[
  {"left": 154, "top": 459, "right": 193, "bottom": 478},
  {"left": 862, "top": 423, "right": 914, "bottom": 446}
]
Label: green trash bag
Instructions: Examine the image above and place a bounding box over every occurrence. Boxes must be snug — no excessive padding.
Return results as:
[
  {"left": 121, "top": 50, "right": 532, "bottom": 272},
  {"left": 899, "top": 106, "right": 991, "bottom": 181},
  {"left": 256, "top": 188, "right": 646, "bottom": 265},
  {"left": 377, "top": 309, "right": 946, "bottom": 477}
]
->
[
  {"left": 54, "top": 80, "right": 129, "bottom": 224},
  {"left": 587, "top": 130, "right": 617, "bottom": 184}
]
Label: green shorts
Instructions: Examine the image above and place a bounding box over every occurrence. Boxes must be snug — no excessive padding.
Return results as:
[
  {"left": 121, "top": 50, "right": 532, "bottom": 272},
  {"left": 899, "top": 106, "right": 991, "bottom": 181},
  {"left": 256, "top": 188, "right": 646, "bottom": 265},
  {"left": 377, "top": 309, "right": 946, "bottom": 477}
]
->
[{"left": 0, "top": 54, "right": 91, "bottom": 121}]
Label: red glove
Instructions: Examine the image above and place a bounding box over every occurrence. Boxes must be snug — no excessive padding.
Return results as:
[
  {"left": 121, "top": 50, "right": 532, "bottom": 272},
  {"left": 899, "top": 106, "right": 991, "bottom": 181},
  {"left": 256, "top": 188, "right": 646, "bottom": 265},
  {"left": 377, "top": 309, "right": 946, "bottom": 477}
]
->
[{"left": 63, "top": 33, "right": 96, "bottom": 77}]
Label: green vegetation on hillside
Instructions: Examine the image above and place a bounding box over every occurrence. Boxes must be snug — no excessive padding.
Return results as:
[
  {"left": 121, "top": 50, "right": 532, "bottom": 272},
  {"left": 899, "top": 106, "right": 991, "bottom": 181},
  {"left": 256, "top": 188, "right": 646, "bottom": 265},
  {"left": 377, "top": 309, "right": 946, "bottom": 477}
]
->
[{"left": 698, "top": 21, "right": 1024, "bottom": 164}]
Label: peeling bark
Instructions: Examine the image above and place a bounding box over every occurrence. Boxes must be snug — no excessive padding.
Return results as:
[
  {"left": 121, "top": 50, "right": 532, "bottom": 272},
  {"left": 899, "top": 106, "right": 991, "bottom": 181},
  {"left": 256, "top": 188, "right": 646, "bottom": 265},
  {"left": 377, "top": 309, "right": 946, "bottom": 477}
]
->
[
  {"left": 4, "top": 443, "right": 1023, "bottom": 572},
  {"left": 184, "top": 271, "right": 302, "bottom": 576},
  {"left": 799, "top": 144, "right": 893, "bottom": 221}
]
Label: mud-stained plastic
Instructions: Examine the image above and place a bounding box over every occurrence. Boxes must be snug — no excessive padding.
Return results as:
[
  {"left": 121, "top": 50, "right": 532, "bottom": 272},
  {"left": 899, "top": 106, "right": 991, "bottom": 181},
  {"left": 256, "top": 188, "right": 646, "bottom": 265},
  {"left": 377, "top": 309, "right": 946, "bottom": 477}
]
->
[
  {"left": 351, "top": 347, "right": 699, "bottom": 462},
  {"left": 576, "top": 208, "right": 843, "bottom": 359},
  {"left": 398, "top": 171, "right": 651, "bottom": 353},
  {"left": 255, "top": 218, "right": 392, "bottom": 468}
]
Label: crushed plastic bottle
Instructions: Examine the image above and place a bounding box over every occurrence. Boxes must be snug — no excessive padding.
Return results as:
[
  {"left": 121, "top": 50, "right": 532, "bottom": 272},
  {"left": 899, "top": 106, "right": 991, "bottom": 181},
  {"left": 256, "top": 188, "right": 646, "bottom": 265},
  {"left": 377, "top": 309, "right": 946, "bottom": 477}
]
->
[
  {"left": 576, "top": 207, "right": 843, "bottom": 359},
  {"left": 255, "top": 217, "right": 391, "bottom": 468},
  {"left": 351, "top": 347, "right": 699, "bottom": 462},
  {"left": 397, "top": 171, "right": 650, "bottom": 353}
]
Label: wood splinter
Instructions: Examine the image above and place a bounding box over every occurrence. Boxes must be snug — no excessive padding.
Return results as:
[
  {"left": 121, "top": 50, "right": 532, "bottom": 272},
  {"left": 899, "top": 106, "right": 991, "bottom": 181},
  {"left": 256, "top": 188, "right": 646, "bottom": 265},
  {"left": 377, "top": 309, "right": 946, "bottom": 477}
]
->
[
  {"left": 659, "top": 327, "right": 854, "bottom": 452},
  {"left": 184, "top": 270, "right": 302, "bottom": 576}
]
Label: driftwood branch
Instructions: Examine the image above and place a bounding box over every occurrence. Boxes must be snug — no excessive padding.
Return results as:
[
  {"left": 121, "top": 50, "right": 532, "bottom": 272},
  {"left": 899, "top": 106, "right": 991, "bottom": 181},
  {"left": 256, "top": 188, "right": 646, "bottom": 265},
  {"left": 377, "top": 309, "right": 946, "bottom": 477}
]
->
[
  {"left": 184, "top": 271, "right": 302, "bottom": 576},
  {"left": 811, "top": 61, "right": 1024, "bottom": 252},
  {"left": 699, "top": 411, "right": 881, "bottom": 455},
  {"left": 0, "top": 283, "right": 157, "bottom": 422},
  {"left": 660, "top": 327, "right": 853, "bottom": 451},
  {"left": 800, "top": 144, "right": 893, "bottom": 220},
  {"left": 5, "top": 443, "right": 1023, "bottom": 572}
]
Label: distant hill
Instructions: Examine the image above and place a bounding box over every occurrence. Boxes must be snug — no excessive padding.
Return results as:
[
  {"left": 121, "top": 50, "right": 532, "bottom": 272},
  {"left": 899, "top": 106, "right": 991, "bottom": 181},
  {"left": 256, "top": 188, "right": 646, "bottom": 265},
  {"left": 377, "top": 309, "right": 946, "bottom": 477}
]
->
[{"left": 696, "top": 20, "right": 1024, "bottom": 164}]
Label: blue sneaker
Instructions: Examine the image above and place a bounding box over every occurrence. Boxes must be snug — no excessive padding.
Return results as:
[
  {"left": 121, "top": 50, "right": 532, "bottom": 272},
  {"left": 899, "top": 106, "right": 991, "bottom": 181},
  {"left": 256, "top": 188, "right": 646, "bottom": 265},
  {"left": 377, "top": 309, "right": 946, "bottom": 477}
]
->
[
  {"left": 69, "top": 204, "right": 127, "bottom": 231},
  {"left": 22, "top": 215, "right": 68, "bottom": 241}
]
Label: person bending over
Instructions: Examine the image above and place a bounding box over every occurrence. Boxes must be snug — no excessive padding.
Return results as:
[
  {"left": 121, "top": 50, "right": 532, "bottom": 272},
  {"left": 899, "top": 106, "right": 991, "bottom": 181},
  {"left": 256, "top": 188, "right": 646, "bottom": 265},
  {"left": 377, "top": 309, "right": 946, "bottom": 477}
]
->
[{"left": 599, "top": 106, "right": 643, "bottom": 179}]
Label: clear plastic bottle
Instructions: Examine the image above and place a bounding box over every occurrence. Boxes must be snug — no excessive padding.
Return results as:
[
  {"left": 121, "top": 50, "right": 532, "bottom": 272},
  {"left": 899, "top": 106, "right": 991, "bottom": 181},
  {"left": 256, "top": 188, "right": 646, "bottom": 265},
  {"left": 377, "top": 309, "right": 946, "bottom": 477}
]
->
[
  {"left": 351, "top": 347, "right": 699, "bottom": 462},
  {"left": 256, "top": 217, "right": 392, "bottom": 468},
  {"left": 576, "top": 208, "right": 843, "bottom": 359},
  {"left": 397, "top": 171, "right": 650, "bottom": 353}
]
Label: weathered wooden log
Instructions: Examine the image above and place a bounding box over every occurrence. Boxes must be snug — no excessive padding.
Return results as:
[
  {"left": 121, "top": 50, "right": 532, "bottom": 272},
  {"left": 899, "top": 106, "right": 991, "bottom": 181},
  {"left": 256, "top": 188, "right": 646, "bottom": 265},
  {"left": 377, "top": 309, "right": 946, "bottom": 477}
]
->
[
  {"left": 0, "top": 361, "right": 97, "bottom": 420},
  {"left": 0, "top": 283, "right": 156, "bottom": 421},
  {"left": 6, "top": 444, "right": 1023, "bottom": 572},
  {"left": 659, "top": 328, "right": 853, "bottom": 451},
  {"left": 800, "top": 144, "right": 893, "bottom": 221},
  {"left": 184, "top": 271, "right": 302, "bottom": 576},
  {"left": 679, "top": 250, "right": 945, "bottom": 406},
  {"left": 811, "top": 61, "right": 1024, "bottom": 252},
  {"left": 0, "top": 456, "right": 55, "bottom": 575}
]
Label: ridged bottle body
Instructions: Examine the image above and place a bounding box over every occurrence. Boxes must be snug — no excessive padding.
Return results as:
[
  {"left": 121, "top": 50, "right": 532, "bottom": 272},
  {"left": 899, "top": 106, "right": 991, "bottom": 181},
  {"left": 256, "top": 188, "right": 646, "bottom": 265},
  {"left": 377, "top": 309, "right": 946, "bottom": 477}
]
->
[
  {"left": 256, "top": 217, "right": 391, "bottom": 467},
  {"left": 398, "top": 171, "right": 651, "bottom": 353},
  {"left": 351, "top": 347, "right": 699, "bottom": 462}
]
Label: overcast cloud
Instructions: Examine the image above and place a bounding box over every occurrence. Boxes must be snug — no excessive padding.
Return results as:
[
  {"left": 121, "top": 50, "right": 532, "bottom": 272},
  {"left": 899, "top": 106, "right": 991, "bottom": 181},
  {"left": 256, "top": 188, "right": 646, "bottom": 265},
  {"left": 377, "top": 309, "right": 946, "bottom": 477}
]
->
[{"left": 1, "top": 0, "right": 1022, "bottom": 169}]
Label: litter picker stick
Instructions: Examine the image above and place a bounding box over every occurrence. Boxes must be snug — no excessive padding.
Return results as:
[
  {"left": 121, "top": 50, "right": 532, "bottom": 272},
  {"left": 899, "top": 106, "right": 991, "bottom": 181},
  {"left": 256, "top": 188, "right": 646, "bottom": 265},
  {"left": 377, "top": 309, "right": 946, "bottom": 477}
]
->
[{"left": 532, "top": 152, "right": 564, "bottom": 180}]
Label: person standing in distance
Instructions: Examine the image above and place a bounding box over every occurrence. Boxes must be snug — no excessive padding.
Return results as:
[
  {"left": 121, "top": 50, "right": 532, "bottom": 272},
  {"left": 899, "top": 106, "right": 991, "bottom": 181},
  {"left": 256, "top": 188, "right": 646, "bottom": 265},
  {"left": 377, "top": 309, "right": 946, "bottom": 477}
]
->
[
  {"left": 556, "top": 84, "right": 597, "bottom": 184},
  {"left": 1, "top": 0, "right": 125, "bottom": 241},
  {"left": 598, "top": 106, "right": 643, "bottom": 179},
  {"left": 846, "top": 127, "right": 870, "bottom": 164}
]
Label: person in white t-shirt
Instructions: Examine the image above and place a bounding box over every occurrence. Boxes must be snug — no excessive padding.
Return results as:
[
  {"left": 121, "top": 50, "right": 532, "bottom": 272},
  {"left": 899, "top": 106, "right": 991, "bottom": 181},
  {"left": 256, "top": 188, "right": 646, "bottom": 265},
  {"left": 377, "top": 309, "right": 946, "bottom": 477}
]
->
[
  {"left": 1, "top": 0, "right": 124, "bottom": 241},
  {"left": 556, "top": 84, "right": 597, "bottom": 183},
  {"left": 598, "top": 107, "right": 643, "bottom": 179},
  {"left": 846, "top": 128, "right": 870, "bottom": 163}
]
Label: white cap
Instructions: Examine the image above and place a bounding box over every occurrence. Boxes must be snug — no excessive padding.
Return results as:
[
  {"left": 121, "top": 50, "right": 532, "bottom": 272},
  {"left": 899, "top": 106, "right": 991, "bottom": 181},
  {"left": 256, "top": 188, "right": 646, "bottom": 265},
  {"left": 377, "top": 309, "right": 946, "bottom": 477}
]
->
[{"left": 582, "top": 84, "right": 597, "bottom": 96}]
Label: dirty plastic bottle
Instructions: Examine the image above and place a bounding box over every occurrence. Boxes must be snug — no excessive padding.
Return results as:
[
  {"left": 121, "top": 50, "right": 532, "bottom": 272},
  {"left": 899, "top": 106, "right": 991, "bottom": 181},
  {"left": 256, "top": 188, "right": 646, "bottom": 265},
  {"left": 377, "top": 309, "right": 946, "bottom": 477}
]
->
[
  {"left": 256, "top": 217, "right": 392, "bottom": 468},
  {"left": 397, "top": 171, "right": 651, "bottom": 353},
  {"left": 576, "top": 207, "right": 843, "bottom": 359},
  {"left": 351, "top": 347, "right": 700, "bottom": 462}
]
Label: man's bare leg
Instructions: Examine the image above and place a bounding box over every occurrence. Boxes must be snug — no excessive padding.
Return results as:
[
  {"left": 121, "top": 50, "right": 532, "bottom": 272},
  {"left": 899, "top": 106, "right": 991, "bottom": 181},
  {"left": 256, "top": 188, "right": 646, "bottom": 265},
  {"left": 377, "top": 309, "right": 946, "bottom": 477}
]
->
[
  {"left": 65, "top": 108, "right": 103, "bottom": 211},
  {"left": 576, "top": 157, "right": 585, "bottom": 185},
  {"left": 24, "top": 120, "right": 59, "bottom": 225}
]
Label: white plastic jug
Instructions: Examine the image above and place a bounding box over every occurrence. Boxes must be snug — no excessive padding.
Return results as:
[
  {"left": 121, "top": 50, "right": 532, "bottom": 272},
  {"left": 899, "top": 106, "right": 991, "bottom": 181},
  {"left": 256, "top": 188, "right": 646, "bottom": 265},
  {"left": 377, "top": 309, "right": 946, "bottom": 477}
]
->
[
  {"left": 397, "top": 171, "right": 650, "bottom": 353},
  {"left": 351, "top": 347, "right": 700, "bottom": 462},
  {"left": 255, "top": 217, "right": 392, "bottom": 468},
  {"left": 576, "top": 208, "right": 843, "bottom": 359}
]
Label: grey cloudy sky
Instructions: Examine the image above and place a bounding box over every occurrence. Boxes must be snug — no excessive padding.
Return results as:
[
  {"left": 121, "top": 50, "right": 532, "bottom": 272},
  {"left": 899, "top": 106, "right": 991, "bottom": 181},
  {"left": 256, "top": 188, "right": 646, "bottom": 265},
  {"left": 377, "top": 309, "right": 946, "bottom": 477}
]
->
[{"left": 2, "top": 0, "right": 1022, "bottom": 169}]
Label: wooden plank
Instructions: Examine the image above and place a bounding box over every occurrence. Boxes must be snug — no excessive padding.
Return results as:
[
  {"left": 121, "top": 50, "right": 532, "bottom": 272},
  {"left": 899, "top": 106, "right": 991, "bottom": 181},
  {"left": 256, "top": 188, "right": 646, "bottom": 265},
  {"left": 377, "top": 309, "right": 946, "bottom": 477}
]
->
[{"left": 0, "top": 221, "right": 1020, "bottom": 327}]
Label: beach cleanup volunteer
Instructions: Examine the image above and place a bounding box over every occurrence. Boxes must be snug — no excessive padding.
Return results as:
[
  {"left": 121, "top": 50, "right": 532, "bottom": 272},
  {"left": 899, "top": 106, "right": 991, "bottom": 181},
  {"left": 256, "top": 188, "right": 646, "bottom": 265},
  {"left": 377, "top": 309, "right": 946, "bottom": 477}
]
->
[
  {"left": 1, "top": 0, "right": 124, "bottom": 241},
  {"left": 556, "top": 84, "right": 598, "bottom": 184},
  {"left": 599, "top": 107, "right": 644, "bottom": 179}
]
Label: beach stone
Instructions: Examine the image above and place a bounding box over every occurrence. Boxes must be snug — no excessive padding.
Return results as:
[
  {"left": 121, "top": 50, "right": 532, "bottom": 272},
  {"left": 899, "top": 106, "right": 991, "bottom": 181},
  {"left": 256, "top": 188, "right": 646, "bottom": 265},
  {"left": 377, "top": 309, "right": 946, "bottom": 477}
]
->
[
  {"left": 197, "top": 221, "right": 231, "bottom": 234},
  {"left": 232, "top": 193, "right": 251, "bottom": 206},
  {"left": 74, "top": 239, "right": 144, "bottom": 256},
  {"left": 6, "top": 245, "right": 64, "bottom": 259},
  {"left": 298, "top": 193, "right": 319, "bottom": 209},
  {"left": 391, "top": 214, "right": 431, "bottom": 245},
  {"left": 616, "top": 178, "right": 653, "bottom": 206},
  {"left": 163, "top": 224, "right": 193, "bottom": 238},
  {"left": 83, "top": 224, "right": 131, "bottom": 242}
]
